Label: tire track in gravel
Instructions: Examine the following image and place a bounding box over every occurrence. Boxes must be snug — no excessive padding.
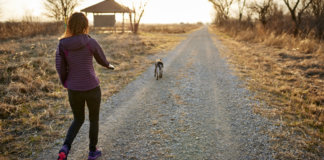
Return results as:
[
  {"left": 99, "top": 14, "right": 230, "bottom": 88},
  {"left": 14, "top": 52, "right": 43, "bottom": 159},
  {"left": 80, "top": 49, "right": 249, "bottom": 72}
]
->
[{"left": 38, "top": 26, "right": 275, "bottom": 160}]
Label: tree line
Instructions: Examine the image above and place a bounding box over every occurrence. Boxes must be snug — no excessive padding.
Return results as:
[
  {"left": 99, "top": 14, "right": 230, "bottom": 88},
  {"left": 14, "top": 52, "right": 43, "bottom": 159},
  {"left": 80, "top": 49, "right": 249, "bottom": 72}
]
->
[{"left": 208, "top": 0, "right": 324, "bottom": 39}]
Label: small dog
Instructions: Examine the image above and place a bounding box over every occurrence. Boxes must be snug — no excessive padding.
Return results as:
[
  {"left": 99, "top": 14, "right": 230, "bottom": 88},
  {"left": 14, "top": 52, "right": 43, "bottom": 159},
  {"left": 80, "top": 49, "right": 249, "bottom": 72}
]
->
[{"left": 154, "top": 59, "right": 163, "bottom": 80}]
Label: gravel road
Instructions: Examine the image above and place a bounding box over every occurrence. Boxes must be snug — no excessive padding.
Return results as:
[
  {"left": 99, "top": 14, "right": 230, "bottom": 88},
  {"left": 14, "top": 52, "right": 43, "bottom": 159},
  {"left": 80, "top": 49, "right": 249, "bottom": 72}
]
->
[{"left": 38, "top": 26, "right": 276, "bottom": 160}]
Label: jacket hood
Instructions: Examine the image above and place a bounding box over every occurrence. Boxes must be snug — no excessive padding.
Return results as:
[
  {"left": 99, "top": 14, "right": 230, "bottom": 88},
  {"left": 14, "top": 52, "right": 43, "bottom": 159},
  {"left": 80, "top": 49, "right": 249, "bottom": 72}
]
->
[{"left": 60, "top": 34, "right": 90, "bottom": 51}]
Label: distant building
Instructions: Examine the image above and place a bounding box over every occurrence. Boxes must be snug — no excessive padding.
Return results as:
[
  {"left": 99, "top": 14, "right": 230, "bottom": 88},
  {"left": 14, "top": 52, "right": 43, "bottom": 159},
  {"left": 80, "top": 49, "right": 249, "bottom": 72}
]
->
[{"left": 81, "top": 0, "right": 132, "bottom": 33}]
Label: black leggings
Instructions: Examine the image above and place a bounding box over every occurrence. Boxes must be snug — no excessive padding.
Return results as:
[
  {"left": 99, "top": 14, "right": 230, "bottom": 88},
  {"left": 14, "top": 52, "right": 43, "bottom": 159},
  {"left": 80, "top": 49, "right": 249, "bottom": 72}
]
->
[{"left": 64, "top": 86, "right": 101, "bottom": 152}]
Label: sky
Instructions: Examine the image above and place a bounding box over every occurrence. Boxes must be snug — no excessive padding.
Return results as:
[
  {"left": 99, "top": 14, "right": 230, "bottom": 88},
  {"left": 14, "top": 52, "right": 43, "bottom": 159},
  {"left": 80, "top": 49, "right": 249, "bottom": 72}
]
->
[{"left": 0, "top": 0, "right": 215, "bottom": 24}]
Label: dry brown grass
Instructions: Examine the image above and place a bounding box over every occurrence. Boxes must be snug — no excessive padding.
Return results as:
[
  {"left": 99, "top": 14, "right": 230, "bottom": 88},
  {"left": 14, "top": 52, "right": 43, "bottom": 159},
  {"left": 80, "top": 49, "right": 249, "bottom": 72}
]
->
[
  {"left": 210, "top": 26, "right": 324, "bottom": 159},
  {"left": 0, "top": 24, "right": 200, "bottom": 159},
  {"left": 91, "top": 23, "right": 203, "bottom": 35},
  {"left": 0, "top": 21, "right": 64, "bottom": 40},
  {"left": 217, "top": 21, "right": 322, "bottom": 54},
  {"left": 139, "top": 23, "right": 203, "bottom": 34}
]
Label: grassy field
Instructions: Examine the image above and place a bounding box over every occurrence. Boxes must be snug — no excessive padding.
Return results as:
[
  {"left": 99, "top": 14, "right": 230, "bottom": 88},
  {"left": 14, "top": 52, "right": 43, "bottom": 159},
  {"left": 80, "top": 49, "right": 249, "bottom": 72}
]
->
[
  {"left": 210, "top": 26, "right": 324, "bottom": 159},
  {"left": 0, "top": 24, "right": 202, "bottom": 159}
]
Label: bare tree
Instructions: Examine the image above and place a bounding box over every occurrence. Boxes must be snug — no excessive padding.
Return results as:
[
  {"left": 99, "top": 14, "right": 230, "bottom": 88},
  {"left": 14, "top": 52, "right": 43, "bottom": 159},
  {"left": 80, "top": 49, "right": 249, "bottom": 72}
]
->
[
  {"left": 208, "top": 0, "right": 234, "bottom": 23},
  {"left": 282, "top": 0, "right": 313, "bottom": 35},
  {"left": 119, "top": 0, "right": 149, "bottom": 34},
  {"left": 249, "top": 0, "right": 273, "bottom": 25},
  {"left": 126, "top": 0, "right": 149, "bottom": 34},
  {"left": 237, "top": 0, "right": 247, "bottom": 21},
  {"left": 310, "top": 0, "right": 324, "bottom": 17},
  {"left": 43, "top": 0, "right": 79, "bottom": 22},
  {"left": 309, "top": 0, "right": 324, "bottom": 38}
]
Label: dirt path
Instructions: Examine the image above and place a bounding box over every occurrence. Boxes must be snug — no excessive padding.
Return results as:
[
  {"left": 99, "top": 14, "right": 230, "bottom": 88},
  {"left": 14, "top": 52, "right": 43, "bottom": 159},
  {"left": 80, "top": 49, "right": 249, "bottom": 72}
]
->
[{"left": 38, "top": 27, "right": 275, "bottom": 160}]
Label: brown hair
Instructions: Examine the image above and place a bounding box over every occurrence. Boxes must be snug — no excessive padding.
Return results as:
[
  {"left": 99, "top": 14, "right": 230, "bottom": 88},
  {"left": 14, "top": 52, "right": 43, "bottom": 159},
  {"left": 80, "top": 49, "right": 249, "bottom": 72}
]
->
[{"left": 61, "top": 12, "right": 89, "bottom": 39}]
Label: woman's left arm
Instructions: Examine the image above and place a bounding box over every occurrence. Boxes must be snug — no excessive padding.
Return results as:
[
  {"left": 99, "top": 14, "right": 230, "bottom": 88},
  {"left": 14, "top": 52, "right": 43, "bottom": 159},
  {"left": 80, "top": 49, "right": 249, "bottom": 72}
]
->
[{"left": 55, "top": 42, "right": 68, "bottom": 88}]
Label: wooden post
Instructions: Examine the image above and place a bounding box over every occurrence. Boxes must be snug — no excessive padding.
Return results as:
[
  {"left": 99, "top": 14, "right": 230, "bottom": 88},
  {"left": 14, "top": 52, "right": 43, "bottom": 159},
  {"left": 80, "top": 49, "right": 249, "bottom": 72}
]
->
[
  {"left": 114, "top": 13, "right": 116, "bottom": 33},
  {"left": 122, "top": 12, "right": 125, "bottom": 33},
  {"left": 93, "top": 13, "right": 96, "bottom": 33}
]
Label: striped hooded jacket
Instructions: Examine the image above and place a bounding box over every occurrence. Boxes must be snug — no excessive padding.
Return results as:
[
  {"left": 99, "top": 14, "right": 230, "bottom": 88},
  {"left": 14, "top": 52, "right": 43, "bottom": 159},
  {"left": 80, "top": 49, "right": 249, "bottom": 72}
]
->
[{"left": 55, "top": 34, "right": 110, "bottom": 91}]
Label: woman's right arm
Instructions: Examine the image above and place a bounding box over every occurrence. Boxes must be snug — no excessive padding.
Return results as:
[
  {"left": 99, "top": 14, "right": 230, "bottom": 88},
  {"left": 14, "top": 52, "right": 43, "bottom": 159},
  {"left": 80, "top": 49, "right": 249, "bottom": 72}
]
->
[{"left": 55, "top": 42, "right": 68, "bottom": 88}]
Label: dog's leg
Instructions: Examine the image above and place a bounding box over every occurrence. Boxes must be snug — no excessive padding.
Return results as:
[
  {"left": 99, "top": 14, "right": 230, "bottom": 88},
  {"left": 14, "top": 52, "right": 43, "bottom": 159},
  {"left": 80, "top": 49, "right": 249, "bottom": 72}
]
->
[
  {"left": 154, "top": 64, "right": 157, "bottom": 77},
  {"left": 156, "top": 66, "right": 159, "bottom": 80},
  {"left": 158, "top": 66, "right": 162, "bottom": 78}
]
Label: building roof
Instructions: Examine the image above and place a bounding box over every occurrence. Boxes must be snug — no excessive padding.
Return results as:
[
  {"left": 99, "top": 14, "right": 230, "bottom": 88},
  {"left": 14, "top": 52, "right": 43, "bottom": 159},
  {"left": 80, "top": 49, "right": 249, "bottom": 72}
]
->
[{"left": 81, "top": 0, "right": 131, "bottom": 13}]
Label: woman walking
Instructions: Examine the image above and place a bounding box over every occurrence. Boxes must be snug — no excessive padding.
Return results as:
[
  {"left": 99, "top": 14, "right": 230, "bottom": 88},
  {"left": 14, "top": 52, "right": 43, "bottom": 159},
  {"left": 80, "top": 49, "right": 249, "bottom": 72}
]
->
[{"left": 55, "top": 12, "right": 114, "bottom": 160}]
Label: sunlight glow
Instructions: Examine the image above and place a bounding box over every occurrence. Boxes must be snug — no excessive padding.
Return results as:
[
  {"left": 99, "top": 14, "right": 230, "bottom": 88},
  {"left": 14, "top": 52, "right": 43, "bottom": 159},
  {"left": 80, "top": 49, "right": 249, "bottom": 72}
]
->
[{"left": 0, "top": 0, "right": 214, "bottom": 24}]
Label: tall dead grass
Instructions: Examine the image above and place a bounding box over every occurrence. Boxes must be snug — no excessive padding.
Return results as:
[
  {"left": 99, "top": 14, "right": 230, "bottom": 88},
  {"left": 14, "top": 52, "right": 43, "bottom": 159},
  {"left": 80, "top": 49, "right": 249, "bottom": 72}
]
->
[
  {"left": 216, "top": 20, "right": 322, "bottom": 55},
  {"left": 0, "top": 21, "right": 64, "bottom": 40}
]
